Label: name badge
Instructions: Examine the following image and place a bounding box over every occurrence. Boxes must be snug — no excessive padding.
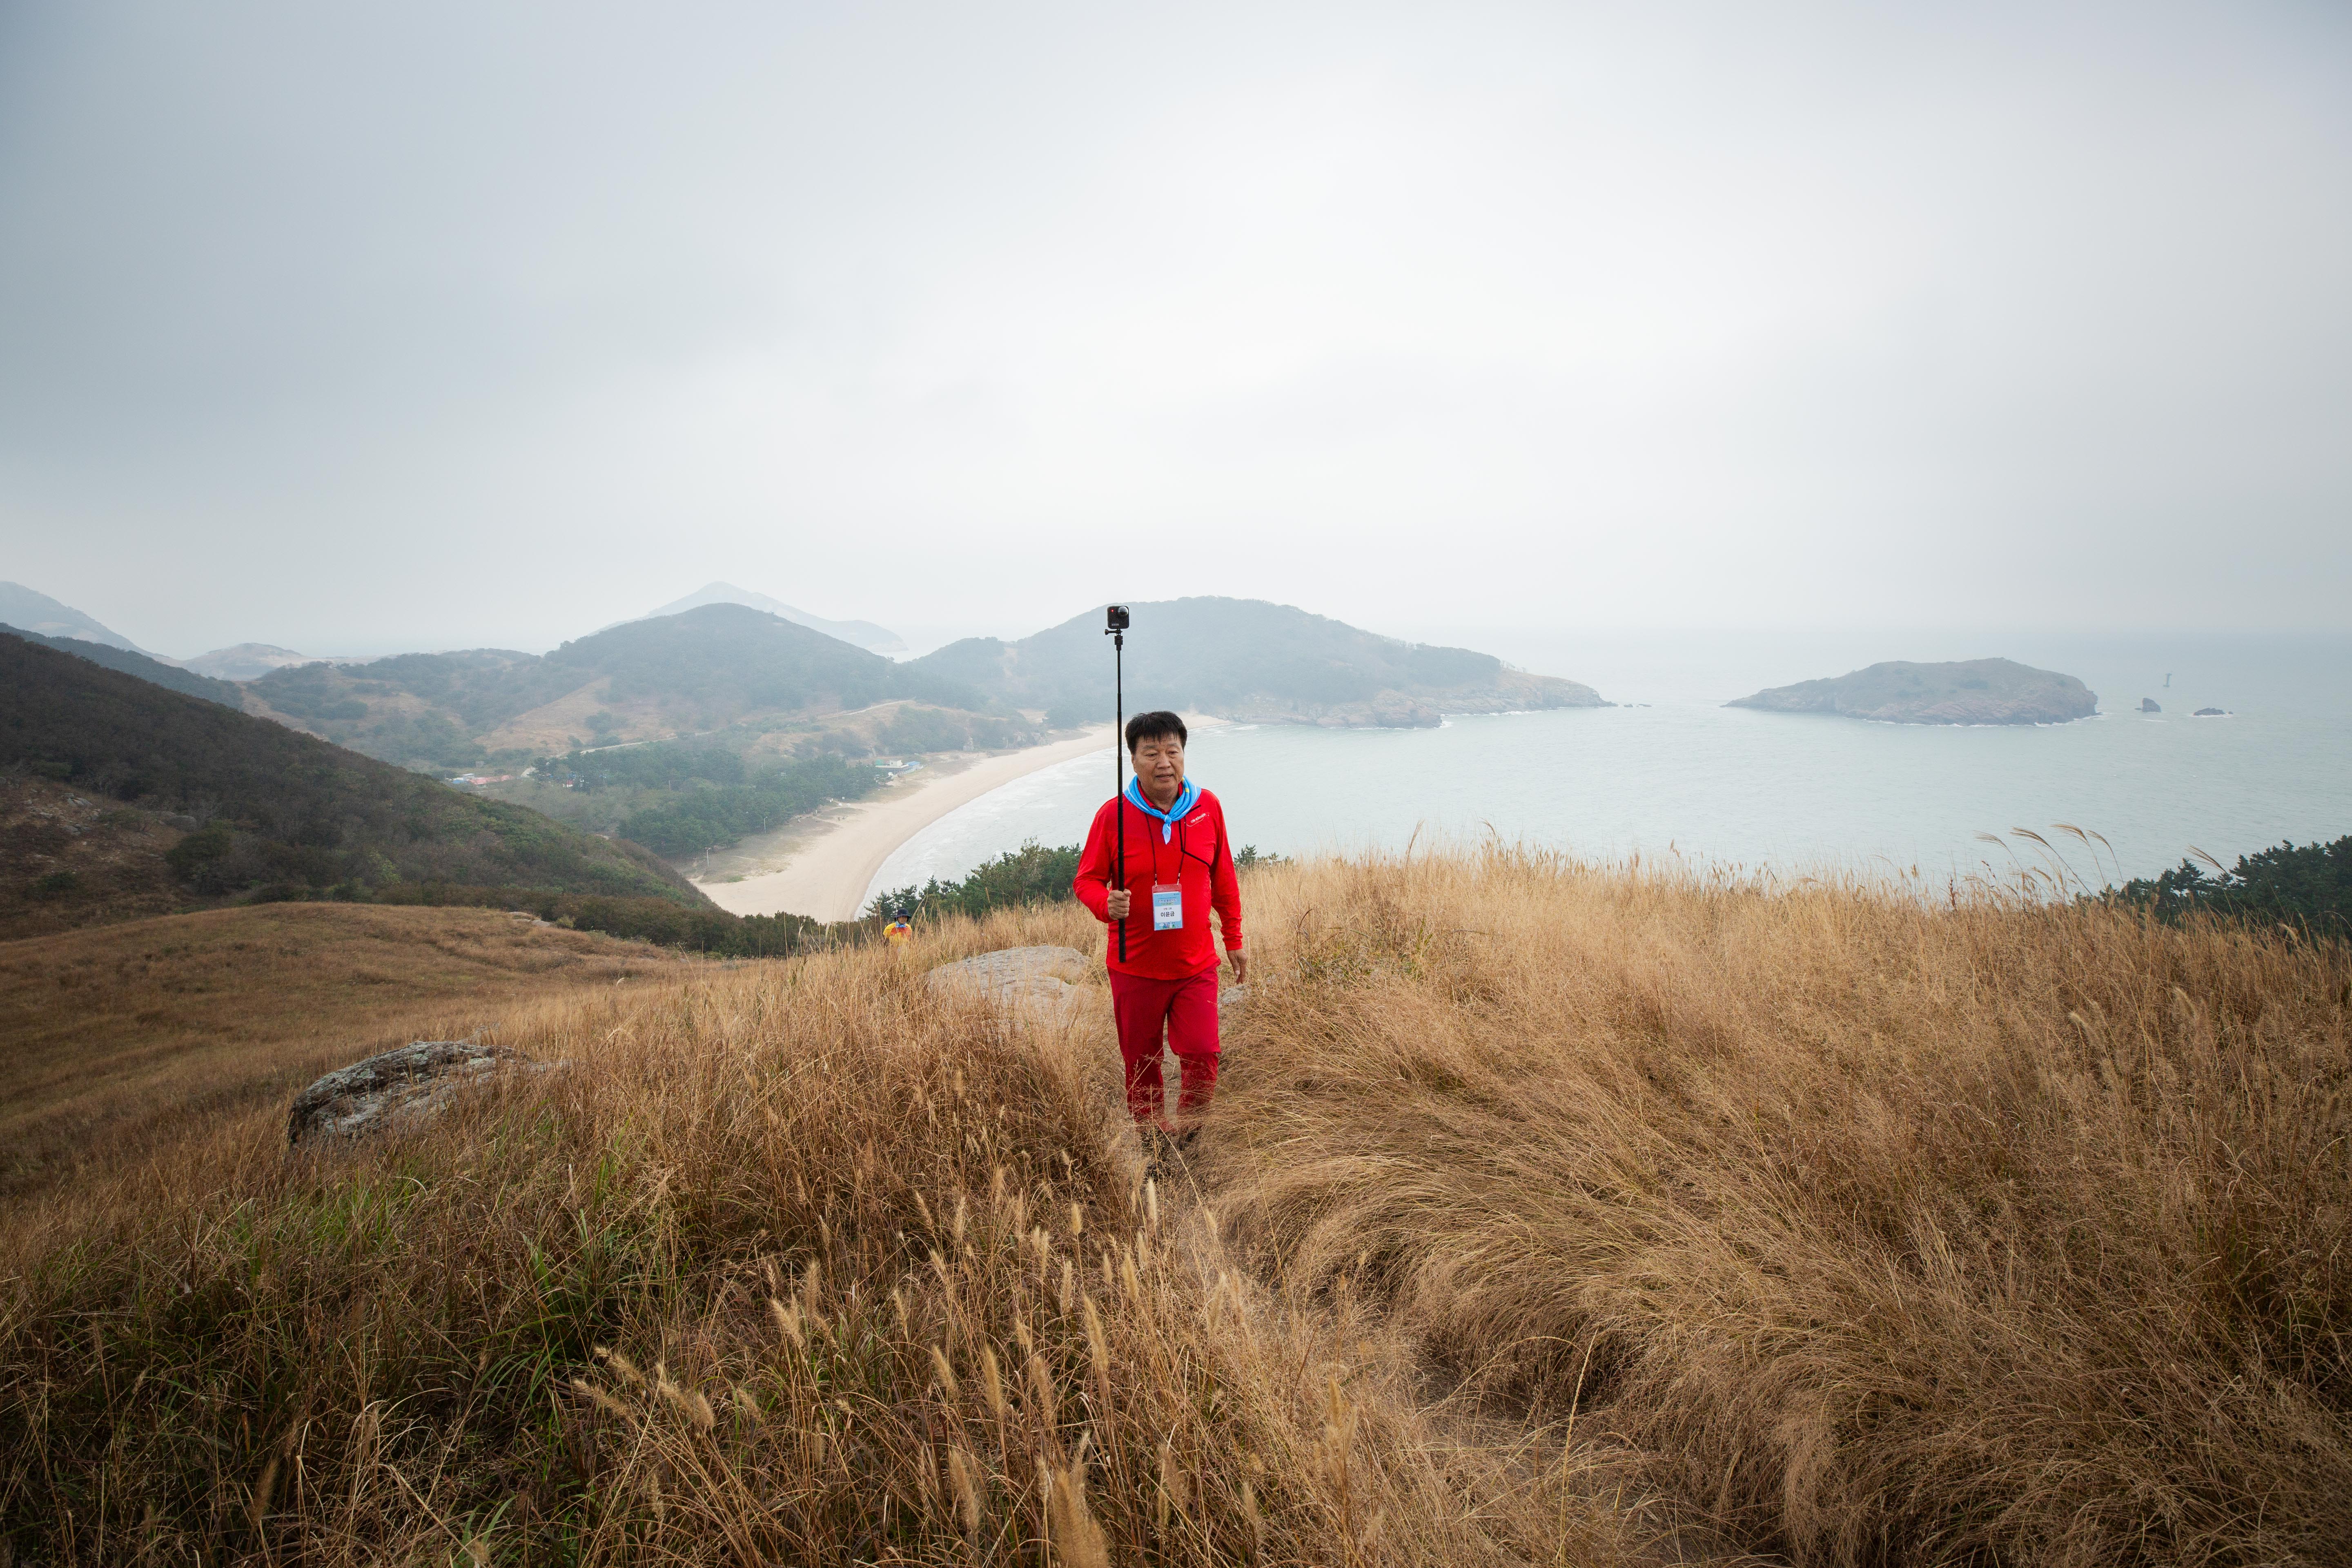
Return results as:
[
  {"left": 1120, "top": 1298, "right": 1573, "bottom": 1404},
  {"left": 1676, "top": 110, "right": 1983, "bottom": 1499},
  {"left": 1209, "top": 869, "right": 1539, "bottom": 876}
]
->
[{"left": 1152, "top": 883, "right": 1183, "bottom": 931}]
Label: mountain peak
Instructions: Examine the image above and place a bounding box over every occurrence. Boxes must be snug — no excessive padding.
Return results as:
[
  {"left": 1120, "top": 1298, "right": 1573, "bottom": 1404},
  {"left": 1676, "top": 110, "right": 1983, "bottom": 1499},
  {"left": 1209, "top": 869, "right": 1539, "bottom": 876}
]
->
[
  {"left": 639, "top": 584, "right": 906, "bottom": 654},
  {"left": 0, "top": 581, "right": 150, "bottom": 657},
  {"left": 182, "top": 644, "right": 315, "bottom": 681}
]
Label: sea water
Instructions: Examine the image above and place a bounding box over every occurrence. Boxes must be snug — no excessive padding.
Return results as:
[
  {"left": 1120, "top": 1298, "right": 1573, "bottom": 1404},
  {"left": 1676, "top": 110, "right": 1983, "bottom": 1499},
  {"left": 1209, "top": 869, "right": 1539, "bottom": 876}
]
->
[{"left": 866, "top": 631, "right": 2352, "bottom": 904}]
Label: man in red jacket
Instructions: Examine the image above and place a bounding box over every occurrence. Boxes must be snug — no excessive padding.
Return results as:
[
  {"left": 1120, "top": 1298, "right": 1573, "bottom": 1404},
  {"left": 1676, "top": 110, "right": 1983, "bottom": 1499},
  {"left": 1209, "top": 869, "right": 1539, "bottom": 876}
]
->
[{"left": 1073, "top": 710, "right": 1246, "bottom": 1147}]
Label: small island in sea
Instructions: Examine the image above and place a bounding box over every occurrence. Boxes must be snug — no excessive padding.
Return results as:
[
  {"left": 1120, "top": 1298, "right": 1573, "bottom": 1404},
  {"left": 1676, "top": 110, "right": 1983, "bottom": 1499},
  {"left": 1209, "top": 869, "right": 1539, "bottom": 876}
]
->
[{"left": 1726, "top": 657, "right": 2098, "bottom": 726}]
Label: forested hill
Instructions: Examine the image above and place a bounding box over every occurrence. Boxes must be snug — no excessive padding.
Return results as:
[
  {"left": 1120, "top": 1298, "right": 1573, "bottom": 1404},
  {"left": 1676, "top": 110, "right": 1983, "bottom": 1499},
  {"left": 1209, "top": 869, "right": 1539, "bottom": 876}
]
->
[
  {"left": 544, "top": 604, "right": 977, "bottom": 712},
  {"left": 911, "top": 597, "right": 1605, "bottom": 728},
  {"left": 247, "top": 604, "right": 988, "bottom": 771},
  {"left": 0, "top": 626, "right": 241, "bottom": 706},
  {"left": 0, "top": 632, "right": 700, "bottom": 913}
]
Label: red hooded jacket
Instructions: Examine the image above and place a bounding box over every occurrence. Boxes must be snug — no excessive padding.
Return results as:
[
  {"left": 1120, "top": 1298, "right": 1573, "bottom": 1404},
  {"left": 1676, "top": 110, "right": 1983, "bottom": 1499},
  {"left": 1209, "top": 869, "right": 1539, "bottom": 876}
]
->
[{"left": 1073, "top": 788, "right": 1243, "bottom": 979}]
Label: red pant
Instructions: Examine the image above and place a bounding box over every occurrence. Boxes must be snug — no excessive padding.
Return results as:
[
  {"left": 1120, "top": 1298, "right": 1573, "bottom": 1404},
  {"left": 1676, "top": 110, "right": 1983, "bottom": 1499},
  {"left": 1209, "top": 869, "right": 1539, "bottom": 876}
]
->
[{"left": 1109, "top": 967, "right": 1220, "bottom": 1127}]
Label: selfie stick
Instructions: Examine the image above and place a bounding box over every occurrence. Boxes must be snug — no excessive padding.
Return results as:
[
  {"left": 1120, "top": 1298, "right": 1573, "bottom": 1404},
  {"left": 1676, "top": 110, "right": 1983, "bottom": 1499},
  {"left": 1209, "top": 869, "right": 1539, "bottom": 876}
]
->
[{"left": 1106, "top": 605, "right": 1129, "bottom": 962}]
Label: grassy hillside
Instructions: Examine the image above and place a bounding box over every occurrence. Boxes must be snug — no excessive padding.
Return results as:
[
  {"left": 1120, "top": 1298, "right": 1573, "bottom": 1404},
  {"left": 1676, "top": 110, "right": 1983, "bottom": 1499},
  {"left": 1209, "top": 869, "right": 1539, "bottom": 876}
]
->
[
  {"left": 0, "top": 626, "right": 238, "bottom": 705},
  {"left": 1208, "top": 852, "right": 2352, "bottom": 1563},
  {"left": 0, "top": 633, "right": 700, "bottom": 913},
  {"left": 248, "top": 604, "right": 991, "bottom": 771},
  {"left": 1, "top": 772, "right": 194, "bottom": 939},
  {"left": 7, "top": 851, "right": 2342, "bottom": 1563},
  {"left": 0, "top": 903, "right": 693, "bottom": 1197},
  {"left": 249, "top": 647, "right": 576, "bottom": 767},
  {"left": 913, "top": 596, "right": 1605, "bottom": 727}
]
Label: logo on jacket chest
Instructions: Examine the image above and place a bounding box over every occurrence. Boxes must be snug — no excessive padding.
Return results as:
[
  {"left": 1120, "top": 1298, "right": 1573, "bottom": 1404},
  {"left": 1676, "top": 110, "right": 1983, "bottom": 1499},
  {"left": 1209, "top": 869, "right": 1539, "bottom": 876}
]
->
[{"left": 1131, "top": 813, "right": 1209, "bottom": 856}]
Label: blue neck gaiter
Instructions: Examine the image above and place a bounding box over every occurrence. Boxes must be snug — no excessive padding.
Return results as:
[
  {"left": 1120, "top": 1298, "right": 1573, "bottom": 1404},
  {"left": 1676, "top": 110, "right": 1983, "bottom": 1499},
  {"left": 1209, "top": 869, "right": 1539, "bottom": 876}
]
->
[{"left": 1123, "top": 776, "right": 1200, "bottom": 842}]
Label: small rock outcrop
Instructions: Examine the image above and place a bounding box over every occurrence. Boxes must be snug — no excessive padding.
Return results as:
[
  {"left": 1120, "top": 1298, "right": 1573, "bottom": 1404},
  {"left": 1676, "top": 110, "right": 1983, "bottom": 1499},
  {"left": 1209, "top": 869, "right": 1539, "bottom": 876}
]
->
[
  {"left": 2140, "top": 697, "right": 2162, "bottom": 713},
  {"left": 925, "top": 946, "right": 1091, "bottom": 1021},
  {"left": 1728, "top": 658, "right": 2098, "bottom": 726},
  {"left": 288, "top": 1040, "right": 553, "bottom": 1146},
  {"left": 2192, "top": 707, "right": 2230, "bottom": 717}
]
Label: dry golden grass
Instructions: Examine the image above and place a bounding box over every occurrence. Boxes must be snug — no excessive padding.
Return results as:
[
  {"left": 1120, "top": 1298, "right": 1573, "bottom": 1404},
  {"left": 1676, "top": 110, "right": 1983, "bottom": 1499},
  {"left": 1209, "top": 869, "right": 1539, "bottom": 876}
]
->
[
  {"left": 0, "top": 903, "right": 693, "bottom": 1196},
  {"left": 2, "top": 851, "right": 2345, "bottom": 1564},
  {"left": 1203, "top": 848, "right": 2352, "bottom": 1565},
  {"left": 0, "top": 896, "right": 1653, "bottom": 1564}
]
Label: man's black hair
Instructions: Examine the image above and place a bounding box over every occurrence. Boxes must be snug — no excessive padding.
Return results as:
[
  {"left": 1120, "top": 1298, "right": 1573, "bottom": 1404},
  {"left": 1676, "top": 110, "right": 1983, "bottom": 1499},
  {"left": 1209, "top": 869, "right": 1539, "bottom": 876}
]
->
[{"left": 1125, "top": 710, "right": 1187, "bottom": 752}]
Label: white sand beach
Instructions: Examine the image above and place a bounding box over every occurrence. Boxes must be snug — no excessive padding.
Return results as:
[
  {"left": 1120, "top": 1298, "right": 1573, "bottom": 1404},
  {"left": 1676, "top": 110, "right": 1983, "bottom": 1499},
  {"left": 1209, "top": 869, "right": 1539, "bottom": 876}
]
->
[{"left": 695, "top": 728, "right": 1116, "bottom": 921}]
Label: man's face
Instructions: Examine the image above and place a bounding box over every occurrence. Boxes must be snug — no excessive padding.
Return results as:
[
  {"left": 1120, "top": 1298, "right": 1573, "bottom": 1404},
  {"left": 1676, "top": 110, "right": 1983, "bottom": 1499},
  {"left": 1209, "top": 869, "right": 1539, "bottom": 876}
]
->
[{"left": 1132, "top": 733, "right": 1185, "bottom": 799}]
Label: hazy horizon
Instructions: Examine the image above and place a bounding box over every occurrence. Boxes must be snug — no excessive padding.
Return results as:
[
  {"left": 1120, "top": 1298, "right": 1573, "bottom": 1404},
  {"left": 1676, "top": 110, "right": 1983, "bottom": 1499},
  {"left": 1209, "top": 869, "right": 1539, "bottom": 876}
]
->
[
  {"left": 16, "top": 564, "right": 2352, "bottom": 672},
  {"left": 16, "top": 573, "right": 2352, "bottom": 678},
  {"left": 4, "top": 2, "right": 2348, "bottom": 658}
]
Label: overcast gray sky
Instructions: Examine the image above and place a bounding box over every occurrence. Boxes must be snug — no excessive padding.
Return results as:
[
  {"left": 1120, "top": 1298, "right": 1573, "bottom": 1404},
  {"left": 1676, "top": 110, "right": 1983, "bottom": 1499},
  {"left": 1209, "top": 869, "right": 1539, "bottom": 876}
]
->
[{"left": 2, "top": 0, "right": 2347, "bottom": 659}]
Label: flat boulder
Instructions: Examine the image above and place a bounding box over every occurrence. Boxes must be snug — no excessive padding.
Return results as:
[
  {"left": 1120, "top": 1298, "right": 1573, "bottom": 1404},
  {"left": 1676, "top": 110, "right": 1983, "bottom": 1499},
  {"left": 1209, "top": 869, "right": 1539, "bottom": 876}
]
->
[
  {"left": 925, "top": 946, "right": 1093, "bottom": 1021},
  {"left": 288, "top": 1040, "right": 554, "bottom": 1146}
]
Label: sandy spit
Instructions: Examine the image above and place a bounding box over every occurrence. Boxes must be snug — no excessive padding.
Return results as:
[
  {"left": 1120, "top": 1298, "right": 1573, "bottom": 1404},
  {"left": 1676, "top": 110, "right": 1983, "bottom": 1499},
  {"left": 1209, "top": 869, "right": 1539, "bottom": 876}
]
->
[{"left": 695, "top": 728, "right": 1117, "bottom": 922}]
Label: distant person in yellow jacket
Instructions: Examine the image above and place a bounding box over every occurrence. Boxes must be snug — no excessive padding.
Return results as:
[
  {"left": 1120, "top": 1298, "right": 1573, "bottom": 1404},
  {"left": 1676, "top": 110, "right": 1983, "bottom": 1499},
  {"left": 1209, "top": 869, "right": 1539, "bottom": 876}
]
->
[{"left": 884, "top": 907, "right": 914, "bottom": 948}]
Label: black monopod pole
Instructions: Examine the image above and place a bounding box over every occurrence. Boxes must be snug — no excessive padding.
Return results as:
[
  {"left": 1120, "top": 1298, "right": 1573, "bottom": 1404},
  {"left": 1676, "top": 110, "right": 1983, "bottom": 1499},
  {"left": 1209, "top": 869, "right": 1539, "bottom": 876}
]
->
[{"left": 1106, "top": 604, "right": 1130, "bottom": 963}]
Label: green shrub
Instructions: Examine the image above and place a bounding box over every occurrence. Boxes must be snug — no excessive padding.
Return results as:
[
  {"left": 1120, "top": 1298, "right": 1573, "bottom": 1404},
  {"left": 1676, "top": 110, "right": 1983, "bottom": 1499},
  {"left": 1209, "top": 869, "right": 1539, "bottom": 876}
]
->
[
  {"left": 871, "top": 840, "right": 1082, "bottom": 921},
  {"left": 163, "top": 823, "right": 232, "bottom": 883},
  {"left": 2112, "top": 835, "right": 2352, "bottom": 938}
]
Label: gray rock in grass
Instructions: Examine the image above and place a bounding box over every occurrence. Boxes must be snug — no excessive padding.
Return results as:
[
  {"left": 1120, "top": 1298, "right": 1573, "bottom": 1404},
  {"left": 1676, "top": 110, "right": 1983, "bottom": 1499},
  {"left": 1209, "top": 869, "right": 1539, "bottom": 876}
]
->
[
  {"left": 925, "top": 945, "right": 1093, "bottom": 1022},
  {"left": 287, "top": 1040, "right": 557, "bottom": 1146}
]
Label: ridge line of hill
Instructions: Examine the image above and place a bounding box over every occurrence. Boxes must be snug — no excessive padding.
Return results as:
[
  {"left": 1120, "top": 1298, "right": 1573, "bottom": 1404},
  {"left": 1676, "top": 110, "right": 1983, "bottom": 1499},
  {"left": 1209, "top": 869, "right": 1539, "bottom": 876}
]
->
[
  {"left": 9, "top": 588, "right": 1610, "bottom": 768},
  {"left": 0, "top": 631, "right": 713, "bottom": 935},
  {"left": 0, "top": 625, "right": 241, "bottom": 706},
  {"left": 909, "top": 595, "right": 1607, "bottom": 729}
]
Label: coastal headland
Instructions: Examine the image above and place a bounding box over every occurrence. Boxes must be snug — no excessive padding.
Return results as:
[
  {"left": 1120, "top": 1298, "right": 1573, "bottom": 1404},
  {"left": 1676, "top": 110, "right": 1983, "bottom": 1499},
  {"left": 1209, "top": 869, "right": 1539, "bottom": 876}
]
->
[
  {"left": 912, "top": 596, "right": 1605, "bottom": 728},
  {"left": 7, "top": 586, "right": 1613, "bottom": 929}
]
